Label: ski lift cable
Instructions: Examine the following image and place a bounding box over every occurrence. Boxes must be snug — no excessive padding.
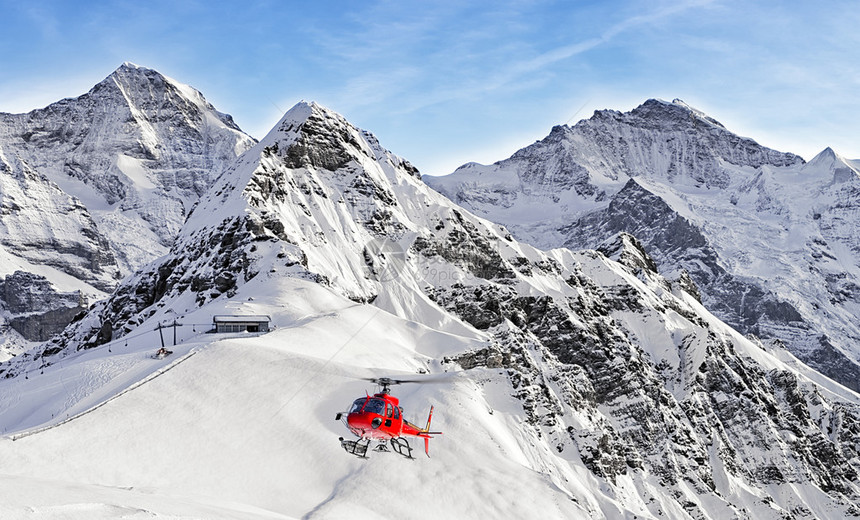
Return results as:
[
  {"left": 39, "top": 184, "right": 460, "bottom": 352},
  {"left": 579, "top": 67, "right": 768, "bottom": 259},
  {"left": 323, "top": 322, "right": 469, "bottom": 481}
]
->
[
  {"left": 96, "top": 320, "right": 211, "bottom": 351},
  {"left": 23, "top": 325, "right": 157, "bottom": 378}
]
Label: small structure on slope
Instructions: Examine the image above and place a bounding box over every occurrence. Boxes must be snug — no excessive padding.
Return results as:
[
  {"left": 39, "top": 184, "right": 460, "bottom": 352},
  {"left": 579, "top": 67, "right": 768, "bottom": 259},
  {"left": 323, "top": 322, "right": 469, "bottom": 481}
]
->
[{"left": 212, "top": 315, "right": 271, "bottom": 334}]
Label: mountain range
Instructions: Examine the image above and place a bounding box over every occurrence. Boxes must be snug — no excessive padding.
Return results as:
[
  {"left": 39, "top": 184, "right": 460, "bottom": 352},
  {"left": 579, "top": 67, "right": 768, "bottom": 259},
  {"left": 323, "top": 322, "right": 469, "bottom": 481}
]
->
[
  {"left": 426, "top": 98, "right": 860, "bottom": 393},
  {"left": 0, "top": 68, "right": 859, "bottom": 519}
]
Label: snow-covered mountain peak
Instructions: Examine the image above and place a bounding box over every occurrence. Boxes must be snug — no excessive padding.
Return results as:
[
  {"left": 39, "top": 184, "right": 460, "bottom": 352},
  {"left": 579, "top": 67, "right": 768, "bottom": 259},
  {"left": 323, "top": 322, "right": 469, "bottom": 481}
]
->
[
  {"left": 0, "top": 63, "right": 256, "bottom": 273},
  {"left": 0, "top": 64, "right": 256, "bottom": 348},
  {"left": 254, "top": 100, "right": 417, "bottom": 181},
  {"left": 260, "top": 101, "right": 332, "bottom": 146},
  {"left": 262, "top": 100, "right": 315, "bottom": 139},
  {"left": 620, "top": 98, "right": 727, "bottom": 132},
  {"left": 585, "top": 98, "right": 720, "bottom": 131},
  {"left": 100, "top": 62, "right": 177, "bottom": 96},
  {"left": 426, "top": 97, "right": 860, "bottom": 396},
  {"left": 426, "top": 98, "right": 806, "bottom": 252},
  {"left": 270, "top": 100, "right": 346, "bottom": 127},
  {"left": 99, "top": 62, "right": 244, "bottom": 135},
  {"left": 807, "top": 146, "right": 839, "bottom": 164},
  {"left": 803, "top": 146, "right": 859, "bottom": 183}
]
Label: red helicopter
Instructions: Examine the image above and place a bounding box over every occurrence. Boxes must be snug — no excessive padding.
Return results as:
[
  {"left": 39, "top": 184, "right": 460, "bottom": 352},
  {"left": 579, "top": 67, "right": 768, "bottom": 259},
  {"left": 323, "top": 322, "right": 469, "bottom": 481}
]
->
[{"left": 335, "top": 377, "right": 442, "bottom": 459}]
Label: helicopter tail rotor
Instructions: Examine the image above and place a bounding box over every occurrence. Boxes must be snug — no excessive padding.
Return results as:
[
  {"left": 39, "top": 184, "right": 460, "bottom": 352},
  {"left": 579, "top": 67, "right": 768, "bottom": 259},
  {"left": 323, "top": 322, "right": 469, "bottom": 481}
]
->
[{"left": 419, "top": 405, "right": 442, "bottom": 457}]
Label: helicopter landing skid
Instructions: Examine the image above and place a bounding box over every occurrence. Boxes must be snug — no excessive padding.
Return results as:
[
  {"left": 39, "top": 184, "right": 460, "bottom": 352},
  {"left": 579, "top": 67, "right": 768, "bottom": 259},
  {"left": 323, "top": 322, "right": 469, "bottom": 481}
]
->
[
  {"left": 339, "top": 437, "right": 370, "bottom": 458},
  {"left": 389, "top": 437, "right": 414, "bottom": 459}
]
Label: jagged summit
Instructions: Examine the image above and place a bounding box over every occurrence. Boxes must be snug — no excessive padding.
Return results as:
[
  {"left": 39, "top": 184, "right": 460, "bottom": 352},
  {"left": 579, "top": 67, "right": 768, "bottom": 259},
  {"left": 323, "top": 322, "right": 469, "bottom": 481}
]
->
[
  {"left": 259, "top": 100, "right": 338, "bottom": 146},
  {"left": 427, "top": 97, "right": 805, "bottom": 243},
  {"left": 104, "top": 61, "right": 173, "bottom": 88},
  {"left": 803, "top": 146, "right": 859, "bottom": 182},
  {"left": 0, "top": 62, "right": 256, "bottom": 273},
  {"left": 584, "top": 98, "right": 726, "bottom": 132},
  {"left": 254, "top": 100, "right": 416, "bottom": 177},
  {"left": 96, "top": 62, "right": 244, "bottom": 133},
  {"left": 645, "top": 98, "right": 726, "bottom": 128},
  {"left": 264, "top": 100, "right": 363, "bottom": 139}
]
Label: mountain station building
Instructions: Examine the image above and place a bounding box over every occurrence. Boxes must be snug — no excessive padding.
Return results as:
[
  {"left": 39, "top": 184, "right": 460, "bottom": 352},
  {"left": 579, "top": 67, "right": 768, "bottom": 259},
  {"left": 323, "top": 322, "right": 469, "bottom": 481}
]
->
[{"left": 212, "top": 315, "right": 271, "bottom": 333}]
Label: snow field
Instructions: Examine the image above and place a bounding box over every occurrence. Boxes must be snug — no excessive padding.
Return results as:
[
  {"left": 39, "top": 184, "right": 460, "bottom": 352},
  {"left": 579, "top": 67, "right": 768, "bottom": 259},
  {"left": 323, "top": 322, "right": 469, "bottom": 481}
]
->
[{"left": 0, "top": 279, "right": 601, "bottom": 519}]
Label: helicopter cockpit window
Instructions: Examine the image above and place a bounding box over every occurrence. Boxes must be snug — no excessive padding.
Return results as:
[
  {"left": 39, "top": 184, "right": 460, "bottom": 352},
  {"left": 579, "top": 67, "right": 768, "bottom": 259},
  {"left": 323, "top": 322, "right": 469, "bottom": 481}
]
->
[
  {"left": 393, "top": 407, "right": 401, "bottom": 419},
  {"left": 349, "top": 398, "right": 366, "bottom": 414},
  {"left": 386, "top": 404, "right": 394, "bottom": 418},
  {"left": 364, "top": 398, "right": 386, "bottom": 415}
]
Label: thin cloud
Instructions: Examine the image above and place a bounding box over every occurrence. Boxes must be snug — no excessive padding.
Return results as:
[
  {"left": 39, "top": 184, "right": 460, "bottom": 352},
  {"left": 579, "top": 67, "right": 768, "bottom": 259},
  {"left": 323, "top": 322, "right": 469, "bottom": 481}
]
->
[
  {"left": 387, "top": 0, "right": 717, "bottom": 115},
  {"left": 496, "top": 0, "right": 718, "bottom": 83}
]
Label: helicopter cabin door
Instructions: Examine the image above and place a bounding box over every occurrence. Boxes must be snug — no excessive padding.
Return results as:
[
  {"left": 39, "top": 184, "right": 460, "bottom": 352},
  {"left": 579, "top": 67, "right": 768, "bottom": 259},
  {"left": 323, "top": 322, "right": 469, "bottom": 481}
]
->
[{"left": 384, "top": 402, "right": 394, "bottom": 427}]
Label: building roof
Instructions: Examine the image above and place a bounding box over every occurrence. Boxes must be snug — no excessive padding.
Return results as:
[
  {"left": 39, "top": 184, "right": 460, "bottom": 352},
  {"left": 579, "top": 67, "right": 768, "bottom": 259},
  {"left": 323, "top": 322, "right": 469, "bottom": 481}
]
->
[{"left": 212, "top": 315, "right": 271, "bottom": 323}]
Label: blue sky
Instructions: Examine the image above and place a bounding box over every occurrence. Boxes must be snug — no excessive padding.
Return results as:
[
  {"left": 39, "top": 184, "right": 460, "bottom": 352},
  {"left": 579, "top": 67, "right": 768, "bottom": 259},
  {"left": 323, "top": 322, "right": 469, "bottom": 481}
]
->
[{"left": 1, "top": 0, "right": 857, "bottom": 175}]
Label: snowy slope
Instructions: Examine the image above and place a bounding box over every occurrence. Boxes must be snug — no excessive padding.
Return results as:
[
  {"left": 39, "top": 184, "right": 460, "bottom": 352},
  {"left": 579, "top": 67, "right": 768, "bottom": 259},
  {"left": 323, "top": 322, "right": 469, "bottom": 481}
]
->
[
  {"left": 0, "top": 278, "right": 607, "bottom": 519},
  {"left": 2, "top": 101, "right": 860, "bottom": 519},
  {"left": 425, "top": 99, "right": 860, "bottom": 393}
]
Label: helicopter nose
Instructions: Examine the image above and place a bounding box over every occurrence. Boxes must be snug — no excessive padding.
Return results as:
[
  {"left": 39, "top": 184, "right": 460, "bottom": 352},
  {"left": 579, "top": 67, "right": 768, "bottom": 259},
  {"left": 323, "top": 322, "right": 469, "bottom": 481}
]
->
[
  {"left": 371, "top": 417, "right": 382, "bottom": 429},
  {"left": 347, "top": 414, "right": 374, "bottom": 432}
]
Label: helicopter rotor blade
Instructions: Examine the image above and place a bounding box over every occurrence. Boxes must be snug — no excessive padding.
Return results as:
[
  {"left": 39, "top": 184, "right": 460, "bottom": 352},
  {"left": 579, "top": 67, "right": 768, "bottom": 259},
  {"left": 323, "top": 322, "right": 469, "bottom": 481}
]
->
[{"left": 362, "top": 373, "right": 456, "bottom": 386}]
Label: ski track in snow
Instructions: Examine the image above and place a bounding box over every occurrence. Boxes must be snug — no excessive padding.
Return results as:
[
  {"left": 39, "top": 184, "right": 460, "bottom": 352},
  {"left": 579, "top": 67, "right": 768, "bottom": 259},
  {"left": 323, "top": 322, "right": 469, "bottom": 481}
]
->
[{"left": 9, "top": 348, "right": 201, "bottom": 441}]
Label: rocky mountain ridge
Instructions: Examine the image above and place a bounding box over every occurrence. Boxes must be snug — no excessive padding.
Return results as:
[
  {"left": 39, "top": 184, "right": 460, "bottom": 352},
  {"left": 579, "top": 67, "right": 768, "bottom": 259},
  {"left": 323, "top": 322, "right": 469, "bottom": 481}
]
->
[
  {"left": 13, "top": 100, "right": 860, "bottom": 518},
  {"left": 425, "top": 98, "right": 860, "bottom": 393}
]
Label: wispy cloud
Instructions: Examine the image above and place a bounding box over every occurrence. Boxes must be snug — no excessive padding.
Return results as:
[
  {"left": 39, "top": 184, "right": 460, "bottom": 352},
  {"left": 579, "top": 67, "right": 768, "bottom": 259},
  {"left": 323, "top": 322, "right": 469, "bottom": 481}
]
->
[
  {"left": 382, "top": 0, "right": 718, "bottom": 114},
  {"left": 2, "top": 0, "right": 857, "bottom": 168}
]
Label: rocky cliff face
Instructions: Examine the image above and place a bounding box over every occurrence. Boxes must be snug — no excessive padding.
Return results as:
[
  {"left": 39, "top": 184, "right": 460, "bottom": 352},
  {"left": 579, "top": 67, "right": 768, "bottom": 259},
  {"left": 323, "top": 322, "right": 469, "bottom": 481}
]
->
[
  {"left": 20, "top": 101, "right": 860, "bottom": 518},
  {"left": 0, "top": 63, "right": 255, "bottom": 351},
  {"left": 425, "top": 98, "right": 860, "bottom": 393},
  {"left": 1, "top": 271, "right": 87, "bottom": 342}
]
